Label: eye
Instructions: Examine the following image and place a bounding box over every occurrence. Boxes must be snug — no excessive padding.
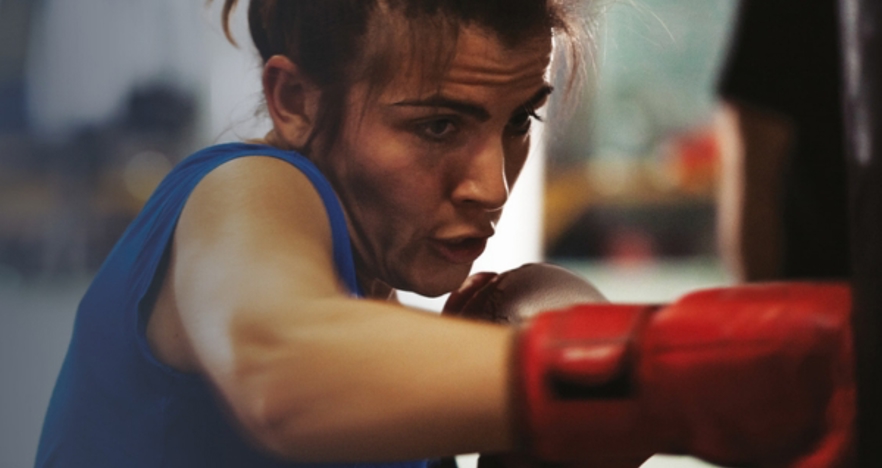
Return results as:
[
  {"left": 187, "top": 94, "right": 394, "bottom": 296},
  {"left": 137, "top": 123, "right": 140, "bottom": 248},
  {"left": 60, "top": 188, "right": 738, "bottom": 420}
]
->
[
  {"left": 508, "top": 108, "right": 542, "bottom": 136},
  {"left": 417, "top": 118, "right": 457, "bottom": 141}
]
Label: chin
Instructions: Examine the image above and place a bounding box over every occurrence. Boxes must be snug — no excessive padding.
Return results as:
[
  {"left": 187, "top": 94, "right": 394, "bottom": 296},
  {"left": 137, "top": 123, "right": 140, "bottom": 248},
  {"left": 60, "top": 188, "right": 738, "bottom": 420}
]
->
[{"left": 400, "top": 264, "right": 471, "bottom": 298}]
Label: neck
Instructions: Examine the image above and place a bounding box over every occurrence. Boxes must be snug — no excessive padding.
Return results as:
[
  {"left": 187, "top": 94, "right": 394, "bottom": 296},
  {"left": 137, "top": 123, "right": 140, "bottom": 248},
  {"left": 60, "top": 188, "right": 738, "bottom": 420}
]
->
[{"left": 250, "top": 130, "right": 290, "bottom": 150}]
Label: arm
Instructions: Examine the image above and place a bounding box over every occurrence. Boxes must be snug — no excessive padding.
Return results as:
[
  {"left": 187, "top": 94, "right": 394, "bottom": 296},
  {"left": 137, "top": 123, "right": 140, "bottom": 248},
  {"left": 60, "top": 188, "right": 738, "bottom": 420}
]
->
[
  {"left": 148, "top": 156, "right": 515, "bottom": 462},
  {"left": 715, "top": 101, "right": 792, "bottom": 281},
  {"left": 444, "top": 263, "right": 854, "bottom": 467},
  {"left": 146, "top": 157, "right": 854, "bottom": 467}
]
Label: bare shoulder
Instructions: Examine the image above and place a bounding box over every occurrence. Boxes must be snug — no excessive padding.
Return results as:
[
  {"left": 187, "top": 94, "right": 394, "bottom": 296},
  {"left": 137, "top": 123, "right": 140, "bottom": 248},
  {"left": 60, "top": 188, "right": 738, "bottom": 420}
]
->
[
  {"left": 184, "top": 155, "right": 333, "bottom": 244},
  {"left": 177, "top": 153, "right": 346, "bottom": 296},
  {"left": 147, "top": 154, "right": 345, "bottom": 372}
]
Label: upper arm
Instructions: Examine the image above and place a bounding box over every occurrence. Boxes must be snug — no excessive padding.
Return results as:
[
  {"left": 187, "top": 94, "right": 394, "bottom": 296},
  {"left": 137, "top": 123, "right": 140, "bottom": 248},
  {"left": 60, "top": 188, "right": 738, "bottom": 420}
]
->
[
  {"left": 161, "top": 155, "right": 346, "bottom": 396},
  {"left": 175, "top": 155, "right": 344, "bottom": 305},
  {"left": 149, "top": 156, "right": 514, "bottom": 461}
]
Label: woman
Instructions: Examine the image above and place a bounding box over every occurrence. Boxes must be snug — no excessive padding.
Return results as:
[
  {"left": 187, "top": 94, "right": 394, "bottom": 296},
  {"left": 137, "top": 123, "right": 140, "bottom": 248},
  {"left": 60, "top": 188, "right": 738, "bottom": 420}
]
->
[
  {"left": 35, "top": 1, "right": 587, "bottom": 466},
  {"left": 34, "top": 2, "right": 857, "bottom": 466}
]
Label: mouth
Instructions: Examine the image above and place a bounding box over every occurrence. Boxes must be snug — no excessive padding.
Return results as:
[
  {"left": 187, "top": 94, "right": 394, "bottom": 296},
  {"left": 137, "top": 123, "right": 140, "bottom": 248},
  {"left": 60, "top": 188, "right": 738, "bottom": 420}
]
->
[{"left": 431, "top": 236, "right": 489, "bottom": 264}]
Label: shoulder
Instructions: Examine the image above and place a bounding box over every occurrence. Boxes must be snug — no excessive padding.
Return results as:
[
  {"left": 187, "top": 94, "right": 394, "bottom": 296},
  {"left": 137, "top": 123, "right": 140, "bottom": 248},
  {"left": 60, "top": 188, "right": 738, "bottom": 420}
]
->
[
  {"left": 146, "top": 153, "right": 344, "bottom": 372},
  {"left": 198, "top": 154, "right": 320, "bottom": 198},
  {"left": 182, "top": 155, "right": 331, "bottom": 249}
]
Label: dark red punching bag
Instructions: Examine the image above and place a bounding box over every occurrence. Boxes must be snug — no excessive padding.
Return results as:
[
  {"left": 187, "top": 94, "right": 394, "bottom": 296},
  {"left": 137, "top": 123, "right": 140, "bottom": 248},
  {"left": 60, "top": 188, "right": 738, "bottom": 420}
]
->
[{"left": 838, "top": 0, "right": 882, "bottom": 465}]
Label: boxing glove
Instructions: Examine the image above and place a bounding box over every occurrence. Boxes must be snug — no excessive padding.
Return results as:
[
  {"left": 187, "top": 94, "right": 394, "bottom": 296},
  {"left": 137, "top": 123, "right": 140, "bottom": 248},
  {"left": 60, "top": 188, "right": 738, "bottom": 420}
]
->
[
  {"left": 444, "top": 263, "right": 612, "bottom": 468},
  {"left": 516, "top": 282, "right": 855, "bottom": 467},
  {"left": 443, "top": 263, "right": 607, "bottom": 324}
]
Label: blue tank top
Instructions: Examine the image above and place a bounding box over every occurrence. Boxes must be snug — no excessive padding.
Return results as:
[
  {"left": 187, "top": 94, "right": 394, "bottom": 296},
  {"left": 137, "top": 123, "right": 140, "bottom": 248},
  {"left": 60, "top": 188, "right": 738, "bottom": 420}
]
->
[{"left": 35, "top": 143, "right": 427, "bottom": 468}]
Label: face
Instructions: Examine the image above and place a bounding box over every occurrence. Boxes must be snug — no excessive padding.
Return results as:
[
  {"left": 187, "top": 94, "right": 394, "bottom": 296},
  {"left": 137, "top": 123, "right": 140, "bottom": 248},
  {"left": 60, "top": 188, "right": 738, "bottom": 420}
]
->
[{"left": 317, "top": 25, "right": 554, "bottom": 297}]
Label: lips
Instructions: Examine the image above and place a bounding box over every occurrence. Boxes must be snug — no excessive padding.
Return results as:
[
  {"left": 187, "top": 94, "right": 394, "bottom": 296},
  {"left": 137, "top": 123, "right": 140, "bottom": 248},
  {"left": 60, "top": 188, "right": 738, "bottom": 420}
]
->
[{"left": 432, "top": 236, "right": 489, "bottom": 264}]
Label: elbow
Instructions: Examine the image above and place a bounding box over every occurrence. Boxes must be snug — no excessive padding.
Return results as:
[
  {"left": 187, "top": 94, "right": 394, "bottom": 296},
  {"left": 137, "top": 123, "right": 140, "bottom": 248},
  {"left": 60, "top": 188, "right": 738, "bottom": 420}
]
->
[
  {"left": 235, "top": 390, "right": 297, "bottom": 459},
  {"left": 217, "top": 313, "right": 351, "bottom": 461},
  {"left": 225, "top": 367, "right": 335, "bottom": 462}
]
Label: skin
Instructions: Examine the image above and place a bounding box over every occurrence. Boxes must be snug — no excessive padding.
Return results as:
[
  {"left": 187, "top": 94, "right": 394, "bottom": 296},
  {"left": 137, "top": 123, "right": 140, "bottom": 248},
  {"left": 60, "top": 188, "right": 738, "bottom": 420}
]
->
[
  {"left": 715, "top": 101, "right": 790, "bottom": 281},
  {"left": 145, "top": 21, "right": 554, "bottom": 463}
]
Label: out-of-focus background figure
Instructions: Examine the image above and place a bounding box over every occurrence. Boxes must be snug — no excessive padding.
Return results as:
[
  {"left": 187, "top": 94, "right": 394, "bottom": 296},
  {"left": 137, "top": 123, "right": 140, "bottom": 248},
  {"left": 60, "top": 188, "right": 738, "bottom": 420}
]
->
[{"left": 715, "top": 0, "right": 850, "bottom": 283}]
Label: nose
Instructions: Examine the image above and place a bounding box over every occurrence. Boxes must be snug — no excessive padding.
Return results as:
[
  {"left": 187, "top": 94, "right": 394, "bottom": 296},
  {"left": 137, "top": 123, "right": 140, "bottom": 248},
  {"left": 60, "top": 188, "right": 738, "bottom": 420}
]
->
[{"left": 451, "top": 138, "right": 509, "bottom": 211}]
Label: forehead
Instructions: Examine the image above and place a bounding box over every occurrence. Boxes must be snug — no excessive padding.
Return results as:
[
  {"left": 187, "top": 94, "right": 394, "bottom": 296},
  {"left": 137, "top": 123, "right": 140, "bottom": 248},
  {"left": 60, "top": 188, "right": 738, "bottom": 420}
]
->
[
  {"left": 447, "top": 27, "right": 553, "bottom": 87},
  {"left": 374, "top": 25, "right": 554, "bottom": 101}
]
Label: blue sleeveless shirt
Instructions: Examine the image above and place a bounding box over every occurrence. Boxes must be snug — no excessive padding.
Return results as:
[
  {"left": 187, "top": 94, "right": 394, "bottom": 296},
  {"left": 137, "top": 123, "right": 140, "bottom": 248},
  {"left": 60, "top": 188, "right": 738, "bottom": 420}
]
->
[{"left": 35, "top": 143, "right": 428, "bottom": 468}]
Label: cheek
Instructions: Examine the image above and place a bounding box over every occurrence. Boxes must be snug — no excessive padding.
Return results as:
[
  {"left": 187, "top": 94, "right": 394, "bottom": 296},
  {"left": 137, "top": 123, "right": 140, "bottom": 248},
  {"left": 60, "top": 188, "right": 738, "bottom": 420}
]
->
[
  {"left": 343, "top": 140, "right": 444, "bottom": 229},
  {"left": 504, "top": 138, "right": 531, "bottom": 188}
]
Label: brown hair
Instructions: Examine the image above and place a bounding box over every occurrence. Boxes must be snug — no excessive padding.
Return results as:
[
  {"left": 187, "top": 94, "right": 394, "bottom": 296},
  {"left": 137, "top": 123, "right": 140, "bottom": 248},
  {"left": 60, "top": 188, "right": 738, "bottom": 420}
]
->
[{"left": 217, "top": 0, "right": 591, "bottom": 149}]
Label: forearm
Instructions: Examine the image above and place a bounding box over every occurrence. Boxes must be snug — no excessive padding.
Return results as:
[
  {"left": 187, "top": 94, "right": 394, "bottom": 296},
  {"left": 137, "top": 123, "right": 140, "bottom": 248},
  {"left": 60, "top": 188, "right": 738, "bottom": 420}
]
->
[{"left": 212, "top": 297, "right": 516, "bottom": 462}]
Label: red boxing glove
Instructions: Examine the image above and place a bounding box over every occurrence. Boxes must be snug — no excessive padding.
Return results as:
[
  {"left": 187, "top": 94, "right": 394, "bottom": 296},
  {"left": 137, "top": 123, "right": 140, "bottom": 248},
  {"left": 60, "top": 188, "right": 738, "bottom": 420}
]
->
[
  {"left": 444, "top": 263, "right": 606, "bottom": 324},
  {"left": 516, "top": 282, "right": 855, "bottom": 467},
  {"left": 444, "top": 263, "right": 609, "bottom": 468}
]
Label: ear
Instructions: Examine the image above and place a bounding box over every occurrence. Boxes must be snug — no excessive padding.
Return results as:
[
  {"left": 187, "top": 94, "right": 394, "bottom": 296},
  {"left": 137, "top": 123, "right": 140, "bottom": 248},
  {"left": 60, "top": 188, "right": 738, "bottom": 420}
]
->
[{"left": 263, "top": 55, "right": 322, "bottom": 150}]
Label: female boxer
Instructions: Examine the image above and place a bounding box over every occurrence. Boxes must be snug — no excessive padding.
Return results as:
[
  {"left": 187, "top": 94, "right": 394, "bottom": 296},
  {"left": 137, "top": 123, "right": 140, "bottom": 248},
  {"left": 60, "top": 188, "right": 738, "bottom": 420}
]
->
[
  {"left": 36, "top": 2, "right": 853, "bottom": 467},
  {"left": 35, "top": 1, "right": 589, "bottom": 467}
]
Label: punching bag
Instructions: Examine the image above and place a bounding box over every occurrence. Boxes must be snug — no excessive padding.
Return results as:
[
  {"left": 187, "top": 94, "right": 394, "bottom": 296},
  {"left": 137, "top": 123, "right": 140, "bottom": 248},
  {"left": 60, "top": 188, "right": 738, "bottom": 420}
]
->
[{"left": 838, "top": 0, "right": 882, "bottom": 465}]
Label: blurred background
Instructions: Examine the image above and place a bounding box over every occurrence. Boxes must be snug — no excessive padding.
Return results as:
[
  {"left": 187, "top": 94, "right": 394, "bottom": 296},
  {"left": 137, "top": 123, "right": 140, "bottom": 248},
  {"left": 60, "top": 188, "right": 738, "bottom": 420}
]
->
[
  {"left": 1, "top": 0, "right": 751, "bottom": 466},
  {"left": 543, "top": 0, "right": 738, "bottom": 303}
]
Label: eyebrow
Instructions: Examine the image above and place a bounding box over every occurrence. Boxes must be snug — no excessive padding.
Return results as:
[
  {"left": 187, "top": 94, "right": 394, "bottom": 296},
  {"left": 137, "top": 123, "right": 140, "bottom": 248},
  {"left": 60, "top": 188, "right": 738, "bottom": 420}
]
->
[{"left": 392, "top": 85, "right": 554, "bottom": 121}]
